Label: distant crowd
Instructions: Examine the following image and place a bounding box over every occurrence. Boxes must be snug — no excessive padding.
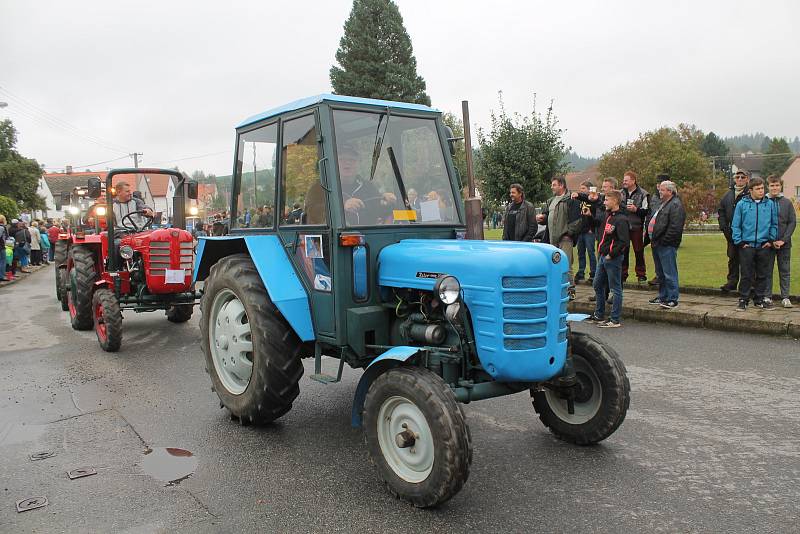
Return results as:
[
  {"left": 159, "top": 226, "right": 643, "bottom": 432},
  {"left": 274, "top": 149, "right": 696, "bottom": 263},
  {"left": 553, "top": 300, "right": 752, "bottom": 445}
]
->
[
  {"left": 501, "top": 170, "right": 796, "bottom": 327},
  {"left": 1, "top": 216, "right": 65, "bottom": 281}
]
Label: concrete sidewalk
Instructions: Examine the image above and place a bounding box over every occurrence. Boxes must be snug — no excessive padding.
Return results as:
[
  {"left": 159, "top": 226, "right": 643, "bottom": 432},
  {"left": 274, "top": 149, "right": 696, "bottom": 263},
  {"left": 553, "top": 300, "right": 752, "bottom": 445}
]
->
[{"left": 569, "top": 282, "right": 800, "bottom": 338}]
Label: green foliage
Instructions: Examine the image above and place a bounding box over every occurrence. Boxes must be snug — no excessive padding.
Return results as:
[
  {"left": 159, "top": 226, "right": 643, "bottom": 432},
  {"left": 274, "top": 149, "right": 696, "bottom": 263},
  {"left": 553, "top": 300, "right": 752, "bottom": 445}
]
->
[
  {"left": 0, "top": 194, "right": 19, "bottom": 219},
  {"left": 598, "top": 124, "right": 710, "bottom": 191},
  {"left": 762, "top": 137, "right": 793, "bottom": 178},
  {"left": 477, "top": 93, "right": 569, "bottom": 206},
  {"left": 562, "top": 151, "right": 599, "bottom": 171},
  {"left": 700, "top": 132, "right": 728, "bottom": 157},
  {"left": 330, "top": 0, "right": 430, "bottom": 105},
  {"left": 0, "top": 119, "right": 46, "bottom": 210}
]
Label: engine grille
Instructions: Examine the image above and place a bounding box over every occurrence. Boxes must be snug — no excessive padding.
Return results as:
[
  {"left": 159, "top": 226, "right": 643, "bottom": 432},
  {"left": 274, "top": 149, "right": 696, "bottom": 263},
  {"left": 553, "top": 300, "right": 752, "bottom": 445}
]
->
[
  {"left": 500, "top": 275, "right": 568, "bottom": 351},
  {"left": 148, "top": 240, "right": 194, "bottom": 274}
]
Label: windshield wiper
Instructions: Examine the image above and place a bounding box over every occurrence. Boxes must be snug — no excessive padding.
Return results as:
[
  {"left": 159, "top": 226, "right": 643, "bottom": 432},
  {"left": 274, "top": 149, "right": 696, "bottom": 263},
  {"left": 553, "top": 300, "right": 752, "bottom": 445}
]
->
[
  {"left": 386, "top": 146, "right": 410, "bottom": 210},
  {"left": 369, "top": 109, "right": 390, "bottom": 182}
]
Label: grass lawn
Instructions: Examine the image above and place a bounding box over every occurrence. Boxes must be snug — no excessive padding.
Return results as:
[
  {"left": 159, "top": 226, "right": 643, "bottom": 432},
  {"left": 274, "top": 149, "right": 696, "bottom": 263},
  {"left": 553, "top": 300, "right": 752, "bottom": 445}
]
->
[{"left": 483, "top": 228, "right": 799, "bottom": 295}]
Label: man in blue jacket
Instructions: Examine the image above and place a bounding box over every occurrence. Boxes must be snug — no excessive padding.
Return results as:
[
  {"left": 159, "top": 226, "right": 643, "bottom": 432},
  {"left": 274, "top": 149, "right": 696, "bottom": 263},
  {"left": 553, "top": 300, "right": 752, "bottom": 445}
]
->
[{"left": 732, "top": 177, "right": 778, "bottom": 310}]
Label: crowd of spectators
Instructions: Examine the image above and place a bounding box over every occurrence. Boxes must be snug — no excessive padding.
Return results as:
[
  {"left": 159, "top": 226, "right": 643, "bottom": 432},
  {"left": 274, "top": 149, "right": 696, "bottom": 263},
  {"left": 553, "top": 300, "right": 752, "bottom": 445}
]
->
[{"left": 2, "top": 216, "right": 63, "bottom": 281}]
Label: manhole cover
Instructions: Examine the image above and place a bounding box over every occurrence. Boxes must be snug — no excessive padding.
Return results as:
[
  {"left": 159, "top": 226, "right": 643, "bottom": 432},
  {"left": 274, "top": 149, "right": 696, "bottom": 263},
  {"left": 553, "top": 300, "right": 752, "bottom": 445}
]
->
[
  {"left": 29, "top": 451, "right": 56, "bottom": 461},
  {"left": 16, "top": 496, "right": 48, "bottom": 513},
  {"left": 67, "top": 467, "right": 97, "bottom": 480}
]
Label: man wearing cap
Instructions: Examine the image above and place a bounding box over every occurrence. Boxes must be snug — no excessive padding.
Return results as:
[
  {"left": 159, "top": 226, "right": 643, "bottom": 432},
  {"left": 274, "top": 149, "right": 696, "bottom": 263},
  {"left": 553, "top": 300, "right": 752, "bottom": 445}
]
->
[
  {"left": 718, "top": 170, "right": 750, "bottom": 292},
  {"left": 338, "top": 144, "right": 396, "bottom": 225}
]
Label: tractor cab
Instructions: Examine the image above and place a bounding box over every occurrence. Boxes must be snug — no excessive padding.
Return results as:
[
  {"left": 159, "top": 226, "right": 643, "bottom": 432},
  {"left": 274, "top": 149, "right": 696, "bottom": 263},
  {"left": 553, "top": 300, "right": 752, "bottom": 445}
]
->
[{"left": 194, "top": 94, "right": 629, "bottom": 508}]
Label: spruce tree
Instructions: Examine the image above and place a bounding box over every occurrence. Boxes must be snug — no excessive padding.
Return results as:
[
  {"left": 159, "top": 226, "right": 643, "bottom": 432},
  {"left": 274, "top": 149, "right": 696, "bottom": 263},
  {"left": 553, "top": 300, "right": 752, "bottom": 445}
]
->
[{"left": 330, "top": 0, "right": 431, "bottom": 106}]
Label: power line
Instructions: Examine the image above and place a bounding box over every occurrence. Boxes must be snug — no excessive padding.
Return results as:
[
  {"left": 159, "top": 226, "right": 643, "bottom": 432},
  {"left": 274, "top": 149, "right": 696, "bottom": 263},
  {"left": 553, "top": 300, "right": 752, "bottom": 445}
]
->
[
  {"left": 43, "top": 154, "right": 132, "bottom": 172},
  {"left": 0, "top": 84, "right": 132, "bottom": 153},
  {"left": 147, "top": 150, "right": 228, "bottom": 166}
]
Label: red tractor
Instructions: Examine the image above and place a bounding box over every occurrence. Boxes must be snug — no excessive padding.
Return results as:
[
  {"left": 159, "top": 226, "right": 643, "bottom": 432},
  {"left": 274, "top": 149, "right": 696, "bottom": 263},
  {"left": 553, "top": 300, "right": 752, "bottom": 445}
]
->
[{"left": 64, "top": 168, "right": 199, "bottom": 351}]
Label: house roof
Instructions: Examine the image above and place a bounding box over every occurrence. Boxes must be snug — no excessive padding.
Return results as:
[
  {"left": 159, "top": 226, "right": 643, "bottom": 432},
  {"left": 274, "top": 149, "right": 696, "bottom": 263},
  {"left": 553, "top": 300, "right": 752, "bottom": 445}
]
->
[
  {"left": 780, "top": 156, "right": 800, "bottom": 183},
  {"left": 42, "top": 171, "right": 108, "bottom": 197},
  {"left": 565, "top": 165, "right": 601, "bottom": 192},
  {"left": 142, "top": 174, "right": 174, "bottom": 197},
  {"left": 732, "top": 155, "right": 764, "bottom": 172},
  {"left": 197, "top": 183, "right": 216, "bottom": 200},
  {"left": 237, "top": 93, "right": 439, "bottom": 129}
]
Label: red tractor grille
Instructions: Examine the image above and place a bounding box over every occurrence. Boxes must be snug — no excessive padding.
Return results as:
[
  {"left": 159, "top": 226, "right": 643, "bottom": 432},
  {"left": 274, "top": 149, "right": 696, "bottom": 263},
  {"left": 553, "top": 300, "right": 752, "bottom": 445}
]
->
[{"left": 148, "top": 241, "right": 194, "bottom": 274}]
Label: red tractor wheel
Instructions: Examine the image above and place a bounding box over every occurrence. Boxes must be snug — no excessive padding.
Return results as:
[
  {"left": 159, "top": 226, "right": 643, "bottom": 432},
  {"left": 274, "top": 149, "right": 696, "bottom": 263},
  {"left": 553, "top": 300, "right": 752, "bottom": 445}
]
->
[
  {"left": 67, "top": 246, "right": 96, "bottom": 330},
  {"left": 92, "top": 288, "right": 122, "bottom": 352}
]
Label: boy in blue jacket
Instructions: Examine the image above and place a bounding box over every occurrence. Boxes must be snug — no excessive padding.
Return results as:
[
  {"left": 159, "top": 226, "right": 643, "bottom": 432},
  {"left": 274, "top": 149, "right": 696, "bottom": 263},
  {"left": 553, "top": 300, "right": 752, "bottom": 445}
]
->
[{"left": 732, "top": 177, "right": 778, "bottom": 310}]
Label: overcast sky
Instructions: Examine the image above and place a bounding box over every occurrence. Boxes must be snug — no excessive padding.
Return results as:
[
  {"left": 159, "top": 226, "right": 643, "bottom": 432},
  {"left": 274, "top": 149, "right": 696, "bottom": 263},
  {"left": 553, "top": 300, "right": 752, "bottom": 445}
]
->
[{"left": 1, "top": 0, "right": 798, "bottom": 176}]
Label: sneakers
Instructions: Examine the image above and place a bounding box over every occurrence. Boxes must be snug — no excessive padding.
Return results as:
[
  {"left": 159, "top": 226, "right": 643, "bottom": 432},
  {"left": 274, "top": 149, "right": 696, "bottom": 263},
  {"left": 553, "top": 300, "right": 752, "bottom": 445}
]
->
[
  {"left": 586, "top": 314, "right": 605, "bottom": 323},
  {"left": 568, "top": 287, "right": 576, "bottom": 301},
  {"left": 783, "top": 298, "right": 793, "bottom": 308},
  {"left": 720, "top": 284, "right": 736, "bottom": 293},
  {"left": 637, "top": 275, "right": 648, "bottom": 283},
  {"left": 754, "top": 300, "right": 774, "bottom": 310},
  {"left": 588, "top": 295, "right": 596, "bottom": 302},
  {"left": 648, "top": 297, "right": 662, "bottom": 305},
  {"left": 736, "top": 300, "right": 747, "bottom": 311},
  {"left": 588, "top": 277, "right": 594, "bottom": 284},
  {"left": 597, "top": 320, "right": 621, "bottom": 328},
  {"left": 648, "top": 277, "right": 660, "bottom": 286},
  {"left": 660, "top": 301, "right": 678, "bottom": 309},
  {"left": 574, "top": 273, "right": 585, "bottom": 283}
]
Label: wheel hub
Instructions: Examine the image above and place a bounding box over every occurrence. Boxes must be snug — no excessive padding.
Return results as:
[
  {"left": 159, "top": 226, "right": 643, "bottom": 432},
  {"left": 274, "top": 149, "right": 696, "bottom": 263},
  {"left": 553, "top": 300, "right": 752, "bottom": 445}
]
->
[
  {"left": 377, "top": 396, "right": 434, "bottom": 483},
  {"left": 574, "top": 372, "right": 594, "bottom": 403},
  {"left": 209, "top": 289, "right": 254, "bottom": 395}
]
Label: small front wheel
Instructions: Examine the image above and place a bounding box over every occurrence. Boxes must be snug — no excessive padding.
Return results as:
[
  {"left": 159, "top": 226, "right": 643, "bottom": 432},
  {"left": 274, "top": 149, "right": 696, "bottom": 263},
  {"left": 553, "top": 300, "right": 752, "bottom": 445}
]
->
[
  {"left": 363, "top": 366, "right": 472, "bottom": 508},
  {"left": 92, "top": 288, "right": 122, "bottom": 352},
  {"left": 531, "top": 331, "right": 630, "bottom": 445},
  {"left": 166, "top": 304, "right": 193, "bottom": 323}
]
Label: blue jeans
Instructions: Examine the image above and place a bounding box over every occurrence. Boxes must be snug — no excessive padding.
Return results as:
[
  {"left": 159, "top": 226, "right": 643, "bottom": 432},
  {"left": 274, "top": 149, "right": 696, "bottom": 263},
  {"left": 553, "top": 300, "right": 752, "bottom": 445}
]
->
[
  {"left": 652, "top": 245, "right": 679, "bottom": 302},
  {"left": 593, "top": 254, "right": 623, "bottom": 322},
  {"left": 576, "top": 232, "right": 597, "bottom": 278}
]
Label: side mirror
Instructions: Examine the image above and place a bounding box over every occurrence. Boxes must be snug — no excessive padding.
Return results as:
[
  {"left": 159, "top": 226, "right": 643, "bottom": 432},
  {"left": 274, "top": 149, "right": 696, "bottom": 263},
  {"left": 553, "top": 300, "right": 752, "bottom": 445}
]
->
[
  {"left": 87, "top": 178, "right": 102, "bottom": 199},
  {"left": 443, "top": 125, "right": 461, "bottom": 157},
  {"left": 353, "top": 245, "right": 368, "bottom": 301},
  {"left": 187, "top": 180, "right": 198, "bottom": 200},
  {"left": 59, "top": 191, "right": 71, "bottom": 209}
]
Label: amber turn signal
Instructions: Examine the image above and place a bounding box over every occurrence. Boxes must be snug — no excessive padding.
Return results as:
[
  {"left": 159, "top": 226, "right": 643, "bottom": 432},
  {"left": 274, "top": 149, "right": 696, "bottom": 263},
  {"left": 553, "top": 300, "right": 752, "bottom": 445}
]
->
[{"left": 339, "top": 233, "right": 365, "bottom": 247}]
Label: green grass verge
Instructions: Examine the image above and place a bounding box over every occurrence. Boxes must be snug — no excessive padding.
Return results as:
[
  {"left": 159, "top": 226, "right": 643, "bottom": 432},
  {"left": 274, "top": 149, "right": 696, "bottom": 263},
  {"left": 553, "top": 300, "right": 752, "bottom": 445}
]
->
[{"left": 482, "top": 228, "right": 799, "bottom": 295}]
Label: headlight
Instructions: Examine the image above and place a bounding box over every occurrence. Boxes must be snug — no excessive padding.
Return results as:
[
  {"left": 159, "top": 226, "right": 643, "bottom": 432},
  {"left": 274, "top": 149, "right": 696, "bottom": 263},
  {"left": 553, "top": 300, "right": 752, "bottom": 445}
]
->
[
  {"left": 552, "top": 251, "right": 561, "bottom": 264},
  {"left": 189, "top": 206, "right": 199, "bottom": 216},
  {"left": 120, "top": 245, "right": 134, "bottom": 260},
  {"left": 434, "top": 275, "right": 461, "bottom": 305},
  {"left": 96, "top": 206, "right": 107, "bottom": 216},
  {"left": 68, "top": 206, "right": 80, "bottom": 215}
]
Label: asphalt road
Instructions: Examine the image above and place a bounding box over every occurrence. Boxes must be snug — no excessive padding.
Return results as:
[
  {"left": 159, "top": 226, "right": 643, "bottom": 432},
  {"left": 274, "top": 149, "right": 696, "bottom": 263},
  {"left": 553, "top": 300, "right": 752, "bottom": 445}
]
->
[{"left": 1, "top": 266, "right": 798, "bottom": 533}]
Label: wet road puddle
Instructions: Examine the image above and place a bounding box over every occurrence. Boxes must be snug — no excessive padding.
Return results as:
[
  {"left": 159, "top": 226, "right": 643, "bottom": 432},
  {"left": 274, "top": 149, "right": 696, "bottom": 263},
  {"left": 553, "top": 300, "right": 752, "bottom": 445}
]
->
[{"left": 141, "top": 447, "right": 198, "bottom": 486}]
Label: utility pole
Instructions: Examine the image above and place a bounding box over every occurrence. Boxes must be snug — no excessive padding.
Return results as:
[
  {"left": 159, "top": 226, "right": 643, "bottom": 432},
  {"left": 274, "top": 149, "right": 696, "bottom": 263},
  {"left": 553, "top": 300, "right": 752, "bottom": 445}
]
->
[
  {"left": 462, "top": 100, "right": 484, "bottom": 240},
  {"left": 130, "top": 152, "right": 142, "bottom": 168}
]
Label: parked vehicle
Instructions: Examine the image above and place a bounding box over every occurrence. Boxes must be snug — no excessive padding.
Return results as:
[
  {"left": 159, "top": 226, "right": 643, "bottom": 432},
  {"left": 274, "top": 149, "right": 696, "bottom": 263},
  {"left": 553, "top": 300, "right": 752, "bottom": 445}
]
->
[
  {"left": 63, "top": 169, "right": 199, "bottom": 351},
  {"left": 195, "top": 94, "right": 630, "bottom": 507}
]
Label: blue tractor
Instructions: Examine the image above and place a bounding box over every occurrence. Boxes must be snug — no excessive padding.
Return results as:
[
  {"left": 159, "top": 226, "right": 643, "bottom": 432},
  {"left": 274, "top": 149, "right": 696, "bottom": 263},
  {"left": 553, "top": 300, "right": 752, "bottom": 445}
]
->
[{"left": 195, "top": 94, "right": 629, "bottom": 507}]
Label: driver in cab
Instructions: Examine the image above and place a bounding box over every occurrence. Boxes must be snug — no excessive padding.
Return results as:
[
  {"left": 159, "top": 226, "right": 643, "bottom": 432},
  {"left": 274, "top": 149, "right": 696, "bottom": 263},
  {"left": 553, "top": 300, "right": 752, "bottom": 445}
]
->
[
  {"left": 113, "top": 181, "right": 153, "bottom": 229},
  {"left": 339, "top": 145, "right": 396, "bottom": 225}
]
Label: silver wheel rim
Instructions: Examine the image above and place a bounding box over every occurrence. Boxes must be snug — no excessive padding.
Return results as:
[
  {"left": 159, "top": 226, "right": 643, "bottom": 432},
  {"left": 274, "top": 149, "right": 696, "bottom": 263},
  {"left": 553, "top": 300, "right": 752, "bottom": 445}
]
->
[
  {"left": 209, "top": 288, "right": 253, "bottom": 395},
  {"left": 544, "top": 354, "right": 602, "bottom": 424},
  {"left": 376, "top": 395, "right": 434, "bottom": 483}
]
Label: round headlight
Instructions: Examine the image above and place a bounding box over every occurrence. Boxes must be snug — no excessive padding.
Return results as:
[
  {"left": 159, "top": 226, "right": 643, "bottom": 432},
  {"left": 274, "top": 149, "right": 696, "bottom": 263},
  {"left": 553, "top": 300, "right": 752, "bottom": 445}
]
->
[
  {"left": 119, "top": 245, "right": 134, "bottom": 260},
  {"left": 552, "top": 251, "right": 561, "bottom": 264},
  {"left": 434, "top": 275, "right": 461, "bottom": 305},
  {"left": 95, "top": 205, "right": 107, "bottom": 217},
  {"left": 68, "top": 206, "right": 80, "bottom": 215},
  {"left": 189, "top": 206, "right": 199, "bottom": 216}
]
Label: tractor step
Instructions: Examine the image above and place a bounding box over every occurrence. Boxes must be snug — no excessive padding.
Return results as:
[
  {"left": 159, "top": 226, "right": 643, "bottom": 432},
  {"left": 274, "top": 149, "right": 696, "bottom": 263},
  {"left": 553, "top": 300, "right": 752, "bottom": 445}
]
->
[
  {"left": 312, "top": 345, "right": 345, "bottom": 384},
  {"left": 310, "top": 373, "right": 340, "bottom": 384}
]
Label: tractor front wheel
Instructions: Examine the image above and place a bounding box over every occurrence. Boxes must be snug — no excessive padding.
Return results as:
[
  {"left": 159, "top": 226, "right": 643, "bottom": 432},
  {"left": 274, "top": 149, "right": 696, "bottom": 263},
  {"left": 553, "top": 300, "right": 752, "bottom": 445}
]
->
[
  {"left": 166, "top": 304, "right": 193, "bottom": 323},
  {"left": 363, "top": 366, "right": 472, "bottom": 508},
  {"left": 531, "top": 331, "right": 630, "bottom": 445},
  {"left": 67, "top": 246, "right": 96, "bottom": 330},
  {"left": 92, "top": 288, "right": 122, "bottom": 352},
  {"left": 200, "top": 254, "right": 304, "bottom": 425}
]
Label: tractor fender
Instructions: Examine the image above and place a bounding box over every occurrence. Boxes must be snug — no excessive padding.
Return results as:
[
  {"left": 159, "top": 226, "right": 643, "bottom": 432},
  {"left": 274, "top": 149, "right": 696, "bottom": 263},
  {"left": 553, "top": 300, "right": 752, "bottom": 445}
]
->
[
  {"left": 194, "top": 235, "right": 314, "bottom": 342},
  {"left": 351, "top": 346, "right": 422, "bottom": 428}
]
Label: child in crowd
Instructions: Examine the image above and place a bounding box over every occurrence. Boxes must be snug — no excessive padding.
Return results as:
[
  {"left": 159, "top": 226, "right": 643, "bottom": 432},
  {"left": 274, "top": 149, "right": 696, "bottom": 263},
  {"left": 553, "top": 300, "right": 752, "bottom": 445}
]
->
[{"left": 590, "top": 190, "right": 630, "bottom": 328}]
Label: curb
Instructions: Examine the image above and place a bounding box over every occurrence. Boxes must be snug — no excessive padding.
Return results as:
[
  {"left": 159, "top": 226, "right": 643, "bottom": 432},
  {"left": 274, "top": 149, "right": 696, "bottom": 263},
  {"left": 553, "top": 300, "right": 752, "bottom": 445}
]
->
[
  {"left": 601, "top": 280, "right": 798, "bottom": 304},
  {"left": 568, "top": 299, "right": 799, "bottom": 338}
]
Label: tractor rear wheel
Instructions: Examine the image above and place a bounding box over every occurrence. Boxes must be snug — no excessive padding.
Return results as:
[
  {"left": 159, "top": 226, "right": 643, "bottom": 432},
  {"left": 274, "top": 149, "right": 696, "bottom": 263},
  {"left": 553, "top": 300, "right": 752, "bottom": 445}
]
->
[
  {"left": 92, "top": 288, "right": 122, "bottom": 352},
  {"left": 200, "top": 254, "right": 303, "bottom": 425},
  {"left": 531, "top": 331, "right": 629, "bottom": 445},
  {"left": 67, "top": 246, "right": 96, "bottom": 331},
  {"left": 59, "top": 268, "right": 69, "bottom": 311},
  {"left": 363, "top": 366, "right": 472, "bottom": 508},
  {"left": 166, "top": 304, "right": 193, "bottom": 323},
  {"left": 54, "top": 240, "right": 67, "bottom": 300}
]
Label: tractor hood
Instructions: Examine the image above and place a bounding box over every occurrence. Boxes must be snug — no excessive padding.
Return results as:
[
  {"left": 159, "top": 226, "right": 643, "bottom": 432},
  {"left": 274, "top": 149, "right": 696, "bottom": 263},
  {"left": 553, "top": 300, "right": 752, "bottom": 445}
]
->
[{"left": 378, "top": 239, "right": 569, "bottom": 382}]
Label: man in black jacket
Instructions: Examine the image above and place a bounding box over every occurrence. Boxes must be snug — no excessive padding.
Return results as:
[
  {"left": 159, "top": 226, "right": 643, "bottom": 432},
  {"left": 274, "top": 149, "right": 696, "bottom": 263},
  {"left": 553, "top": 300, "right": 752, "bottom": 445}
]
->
[
  {"left": 574, "top": 180, "right": 598, "bottom": 283},
  {"left": 717, "top": 170, "right": 750, "bottom": 291},
  {"left": 621, "top": 171, "right": 650, "bottom": 282},
  {"left": 502, "top": 183, "right": 537, "bottom": 242},
  {"left": 590, "top": 190, "right": 630, "bottom": 328},
  {"left": 647, "top": 180, "right": 686, "bottom": 308}
]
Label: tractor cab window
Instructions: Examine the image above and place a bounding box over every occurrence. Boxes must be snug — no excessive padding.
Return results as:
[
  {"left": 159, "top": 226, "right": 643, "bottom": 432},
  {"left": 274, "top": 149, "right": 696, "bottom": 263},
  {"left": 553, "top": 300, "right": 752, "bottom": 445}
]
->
[
  {"left": 332, "top": 110, "right": 459, "bottom": 226},
  {"left": 280, "top": 114, "right": 326, "bottom": 226},
  {"left": 234, "top": 122, "right": 278, "bottom": 229}
]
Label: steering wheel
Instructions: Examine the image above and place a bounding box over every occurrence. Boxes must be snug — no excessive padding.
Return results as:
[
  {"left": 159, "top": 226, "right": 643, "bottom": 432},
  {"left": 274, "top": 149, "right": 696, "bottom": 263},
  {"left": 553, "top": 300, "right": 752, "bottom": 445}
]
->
[{"left": 120, "top": 210, "right": 154, "bottom": 232}]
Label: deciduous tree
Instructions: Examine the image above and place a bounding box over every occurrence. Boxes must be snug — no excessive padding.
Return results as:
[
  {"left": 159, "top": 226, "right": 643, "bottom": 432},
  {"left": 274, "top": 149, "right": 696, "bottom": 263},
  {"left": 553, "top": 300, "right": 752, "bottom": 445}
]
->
[{"left": 0, "top": 119, "right": 45, "bottom": 211}]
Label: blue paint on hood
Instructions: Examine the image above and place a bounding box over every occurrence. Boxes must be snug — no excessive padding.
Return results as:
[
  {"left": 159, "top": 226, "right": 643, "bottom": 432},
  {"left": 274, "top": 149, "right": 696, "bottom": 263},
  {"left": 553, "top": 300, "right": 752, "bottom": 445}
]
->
[{"left": 378, "top": 239, "right": 569, "bottom": 382}]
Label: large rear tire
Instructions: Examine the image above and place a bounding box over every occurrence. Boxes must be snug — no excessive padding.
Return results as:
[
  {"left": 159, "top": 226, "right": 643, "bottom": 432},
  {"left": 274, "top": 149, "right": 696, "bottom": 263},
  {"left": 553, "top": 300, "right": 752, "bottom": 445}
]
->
[
  {"left": 200, "top": 254, "right": 304, "bottom": 425},
  {"left": 68, "top": 246, "right": 96, "bottom": 331},
  {"left": 531, "top": 331, "right": 630, "bottom": 445},
  {"left": 59, "top": 268, "right": 69, "bottom": 311},
  {"left": 363, "top": 366, "right": 472, "bottom": 508},
  {"left": 92, "top": 288, "right": 122, "bottom": 352},
  {"left": 166, "top": 304, "right": 193, "bottom": 323},
  {"left": 54, "top": 239, "right": 67, "bottom": 300}
]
